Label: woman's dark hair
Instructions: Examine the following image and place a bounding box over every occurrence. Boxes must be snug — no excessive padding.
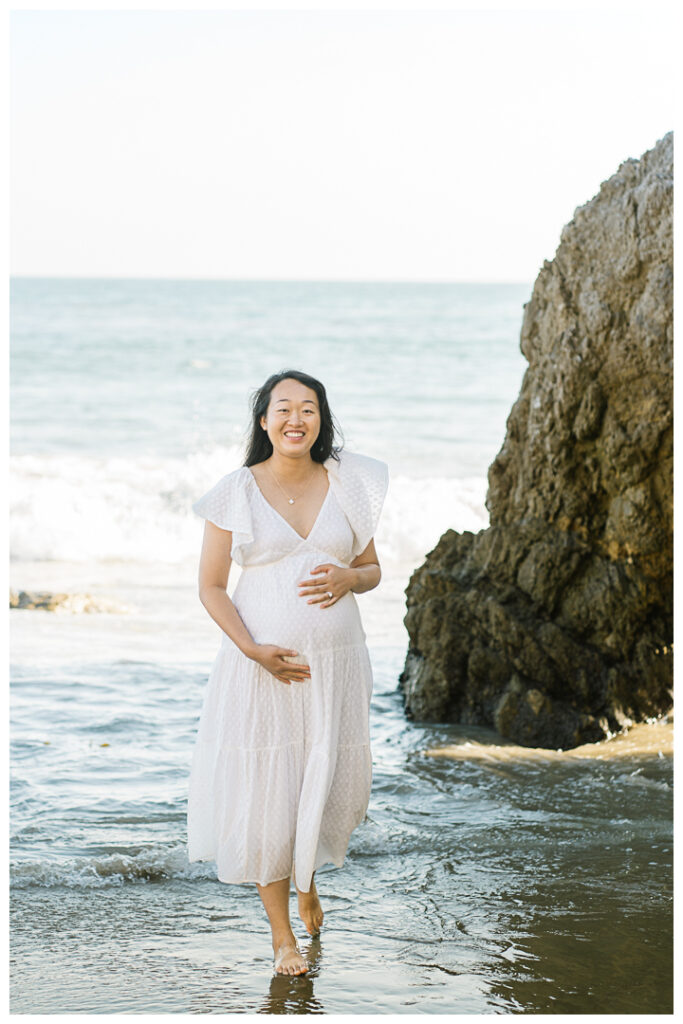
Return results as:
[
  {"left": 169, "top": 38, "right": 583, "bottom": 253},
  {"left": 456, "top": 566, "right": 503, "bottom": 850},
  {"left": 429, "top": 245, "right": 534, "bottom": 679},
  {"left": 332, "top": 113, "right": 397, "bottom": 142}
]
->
[{"left": 244, "top": 369, "right": 343, "bottom": 467}]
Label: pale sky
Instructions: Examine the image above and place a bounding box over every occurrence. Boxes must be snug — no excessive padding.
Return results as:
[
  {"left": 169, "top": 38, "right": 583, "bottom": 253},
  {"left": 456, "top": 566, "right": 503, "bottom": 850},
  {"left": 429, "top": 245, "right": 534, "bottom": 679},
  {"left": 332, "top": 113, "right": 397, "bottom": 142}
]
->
[{"left": 10, "top": 6, "right": 676, "bottom": 281}]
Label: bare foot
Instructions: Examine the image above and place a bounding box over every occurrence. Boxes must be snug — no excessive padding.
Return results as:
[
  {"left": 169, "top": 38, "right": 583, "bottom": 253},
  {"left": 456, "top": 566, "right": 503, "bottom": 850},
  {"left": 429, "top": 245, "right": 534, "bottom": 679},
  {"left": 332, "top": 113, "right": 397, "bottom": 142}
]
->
[
  {"left": 297, "top": 879, "right": 324, "bottom": 936},
  {"left": 274, "top": 943, "right": 308, "bottom": 976}
]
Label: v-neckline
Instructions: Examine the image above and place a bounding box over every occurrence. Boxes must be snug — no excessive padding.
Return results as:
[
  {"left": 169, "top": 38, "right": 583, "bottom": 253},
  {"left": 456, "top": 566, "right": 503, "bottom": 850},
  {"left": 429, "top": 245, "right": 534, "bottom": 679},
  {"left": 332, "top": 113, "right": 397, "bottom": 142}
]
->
[{"left": 245, "top": 466, "right": 331, "bottom": 543}]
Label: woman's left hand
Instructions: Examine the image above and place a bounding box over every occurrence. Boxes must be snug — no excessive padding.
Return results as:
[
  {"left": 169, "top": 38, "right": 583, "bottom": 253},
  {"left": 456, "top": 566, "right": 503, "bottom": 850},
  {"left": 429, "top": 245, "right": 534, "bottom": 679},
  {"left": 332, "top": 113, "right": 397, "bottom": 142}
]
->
[{"left": 298, "top": 563, "right": 355, "bottom": 608}]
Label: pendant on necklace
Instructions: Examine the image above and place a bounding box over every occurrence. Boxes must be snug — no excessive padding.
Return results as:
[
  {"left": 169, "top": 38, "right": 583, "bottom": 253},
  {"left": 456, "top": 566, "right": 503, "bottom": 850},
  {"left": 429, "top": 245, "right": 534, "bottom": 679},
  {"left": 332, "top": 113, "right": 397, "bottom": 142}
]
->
[{"left": 288, "top": 498, "right": 295, "bottom": 504}]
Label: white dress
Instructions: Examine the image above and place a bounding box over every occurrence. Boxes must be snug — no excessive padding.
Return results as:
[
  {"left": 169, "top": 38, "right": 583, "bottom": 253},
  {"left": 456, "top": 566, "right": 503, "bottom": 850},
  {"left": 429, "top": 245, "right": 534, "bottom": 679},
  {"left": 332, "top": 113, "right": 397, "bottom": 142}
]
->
[{"left": 187, "top": 449, "right": 389, "bottom": 893}]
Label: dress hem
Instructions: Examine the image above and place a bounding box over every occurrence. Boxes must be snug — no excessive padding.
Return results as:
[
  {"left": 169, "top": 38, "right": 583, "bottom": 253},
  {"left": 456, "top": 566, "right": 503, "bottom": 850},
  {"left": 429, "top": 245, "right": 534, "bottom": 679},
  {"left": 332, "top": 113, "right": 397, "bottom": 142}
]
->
[{"left": 186, "top": 856, "right": 347, "bottom": 889}]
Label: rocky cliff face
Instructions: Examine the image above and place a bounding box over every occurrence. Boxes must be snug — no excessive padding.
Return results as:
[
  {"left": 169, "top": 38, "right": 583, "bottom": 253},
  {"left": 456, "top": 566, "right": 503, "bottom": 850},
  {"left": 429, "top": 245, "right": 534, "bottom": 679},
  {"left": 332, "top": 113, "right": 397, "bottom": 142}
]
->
[{"left": 400, "top": 132, "right": 673, "bottom": 749}]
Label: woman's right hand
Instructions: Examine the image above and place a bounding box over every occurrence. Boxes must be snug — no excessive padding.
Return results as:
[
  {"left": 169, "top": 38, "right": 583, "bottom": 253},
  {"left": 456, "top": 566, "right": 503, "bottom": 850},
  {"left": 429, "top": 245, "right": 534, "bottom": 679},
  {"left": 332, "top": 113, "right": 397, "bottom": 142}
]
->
[{"left": 250, "top": 645, "right": 311, "bottom": 685}]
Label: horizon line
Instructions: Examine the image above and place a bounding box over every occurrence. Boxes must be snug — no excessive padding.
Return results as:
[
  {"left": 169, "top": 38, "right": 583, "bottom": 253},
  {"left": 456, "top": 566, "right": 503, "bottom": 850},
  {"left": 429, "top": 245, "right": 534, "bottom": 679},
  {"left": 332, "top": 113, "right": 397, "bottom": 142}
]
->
[{"left": 10, "top": 273, "right": 533, "bottom": 285}]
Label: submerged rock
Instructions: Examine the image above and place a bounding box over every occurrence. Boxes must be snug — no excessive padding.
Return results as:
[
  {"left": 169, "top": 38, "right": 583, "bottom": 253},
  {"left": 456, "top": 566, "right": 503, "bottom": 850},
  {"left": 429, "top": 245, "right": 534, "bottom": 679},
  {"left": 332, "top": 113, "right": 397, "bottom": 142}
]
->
[
  {"left": 400, "top": 132, "right": 673, "bottom": 750},
  {"left": 10, "top": 590, "right": 128, "bottom": 614}
]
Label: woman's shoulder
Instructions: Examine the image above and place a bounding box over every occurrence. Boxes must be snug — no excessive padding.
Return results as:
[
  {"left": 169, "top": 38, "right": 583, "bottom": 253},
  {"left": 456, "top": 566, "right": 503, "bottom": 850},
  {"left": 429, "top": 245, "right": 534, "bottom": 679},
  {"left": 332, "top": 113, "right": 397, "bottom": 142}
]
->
[
  {"left": 192, "top": 465, "right": 252, "bottom": 520},
  {"left": 192, "top": 464, "right": 253, "bottom": 536},
  {"left": 326, "top": 449, "right": 388, "bottom": 486},
  {"left": 324, "top": 449, "right": 388, "bottom": 557},
  {"left": 202, "top": 464, "right": 251, "bottom": 493},
  {"left": 327, "top": 448, "right": 387, "bottom": 472}
]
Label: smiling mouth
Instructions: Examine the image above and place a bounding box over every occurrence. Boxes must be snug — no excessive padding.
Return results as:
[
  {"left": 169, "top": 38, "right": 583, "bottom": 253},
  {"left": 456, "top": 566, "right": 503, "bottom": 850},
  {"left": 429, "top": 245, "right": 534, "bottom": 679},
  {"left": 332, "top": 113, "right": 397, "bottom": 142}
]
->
[{"left": 284, "top": 431, "right": 305, "bottom": 438}]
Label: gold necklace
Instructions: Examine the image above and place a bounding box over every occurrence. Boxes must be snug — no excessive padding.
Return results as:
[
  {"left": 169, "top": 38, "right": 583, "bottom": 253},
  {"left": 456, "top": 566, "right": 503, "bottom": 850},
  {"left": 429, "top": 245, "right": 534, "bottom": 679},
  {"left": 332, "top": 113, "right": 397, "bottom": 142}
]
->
[{"left": 265, "top": 463, "right": 318, "bottom": 505}]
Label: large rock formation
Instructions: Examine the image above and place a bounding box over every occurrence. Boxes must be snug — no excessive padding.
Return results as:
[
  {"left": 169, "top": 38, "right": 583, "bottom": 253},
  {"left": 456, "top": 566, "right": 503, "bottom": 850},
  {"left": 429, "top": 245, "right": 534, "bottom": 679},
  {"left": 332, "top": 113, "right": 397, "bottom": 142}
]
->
[{"left": 400, "top": 132, "right": 673, "bottom": 749}]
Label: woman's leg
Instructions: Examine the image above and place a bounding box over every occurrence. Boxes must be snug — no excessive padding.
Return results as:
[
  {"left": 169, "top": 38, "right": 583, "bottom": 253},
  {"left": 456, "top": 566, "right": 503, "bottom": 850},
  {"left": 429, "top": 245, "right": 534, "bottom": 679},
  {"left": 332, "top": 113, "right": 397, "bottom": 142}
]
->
[
  {"left": 256, "top": 877, "right": 308, "bottom": 975},
  {"left": 296, "top": 872, "right": 324, "bottom": 936}
]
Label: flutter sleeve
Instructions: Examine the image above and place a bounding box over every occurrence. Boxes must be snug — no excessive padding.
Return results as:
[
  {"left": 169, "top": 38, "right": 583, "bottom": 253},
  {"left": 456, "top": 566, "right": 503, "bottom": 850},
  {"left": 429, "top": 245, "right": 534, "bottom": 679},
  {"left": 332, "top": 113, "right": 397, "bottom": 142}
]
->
[
  {"left": 325, "top": 449, "right": 389, "bottom": 559},
  {"left": 192, "top": 467, "right": 254, "bottom": 565}
]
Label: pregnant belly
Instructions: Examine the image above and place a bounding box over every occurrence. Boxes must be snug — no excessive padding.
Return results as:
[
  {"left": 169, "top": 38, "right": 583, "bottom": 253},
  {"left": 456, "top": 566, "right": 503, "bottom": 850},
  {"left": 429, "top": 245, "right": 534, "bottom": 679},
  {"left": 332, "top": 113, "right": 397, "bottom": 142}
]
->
[{"left": 232, "top": 560, "right": 366, "bottom": 652}]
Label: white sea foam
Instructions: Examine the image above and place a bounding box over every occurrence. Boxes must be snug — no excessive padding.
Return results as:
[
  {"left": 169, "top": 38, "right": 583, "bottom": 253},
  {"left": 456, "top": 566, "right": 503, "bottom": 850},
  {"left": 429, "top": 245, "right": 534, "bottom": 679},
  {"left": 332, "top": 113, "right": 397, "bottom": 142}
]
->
[
  {"left": 612, "top": 769, "right": 670, "bottom": 792},
  {"left": 11, "top": 843, "right": 217, "bottom": 889},
  {"left": 10, "top": 450, "right": 488, "bottom": 570}
]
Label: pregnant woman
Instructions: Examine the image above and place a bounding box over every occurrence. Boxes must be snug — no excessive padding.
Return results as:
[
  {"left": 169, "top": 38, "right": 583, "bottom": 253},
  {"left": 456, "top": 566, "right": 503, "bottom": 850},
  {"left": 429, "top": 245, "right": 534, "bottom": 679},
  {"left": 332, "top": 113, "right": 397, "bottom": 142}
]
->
[{"left": 187, "top": 369, "right": 389, "bottom": 976}]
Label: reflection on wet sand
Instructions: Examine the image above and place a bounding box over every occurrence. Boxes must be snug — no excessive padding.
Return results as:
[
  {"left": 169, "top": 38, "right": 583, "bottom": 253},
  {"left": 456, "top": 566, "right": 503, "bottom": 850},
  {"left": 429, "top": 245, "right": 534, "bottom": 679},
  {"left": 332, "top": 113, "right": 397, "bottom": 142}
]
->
[
  {"left": 259, "top": 938, "right": 323, "bottom": 1014},
  {"left": 425, "top": 717, "right": 672, "bottom": 763}
]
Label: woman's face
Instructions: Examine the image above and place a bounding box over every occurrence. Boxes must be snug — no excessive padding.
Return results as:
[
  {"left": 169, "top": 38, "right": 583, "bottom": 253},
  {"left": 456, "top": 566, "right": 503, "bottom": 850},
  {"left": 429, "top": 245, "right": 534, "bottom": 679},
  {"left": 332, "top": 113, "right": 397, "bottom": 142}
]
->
[{"left": 260, "top": 378, "right": 321, "bottom": 459}]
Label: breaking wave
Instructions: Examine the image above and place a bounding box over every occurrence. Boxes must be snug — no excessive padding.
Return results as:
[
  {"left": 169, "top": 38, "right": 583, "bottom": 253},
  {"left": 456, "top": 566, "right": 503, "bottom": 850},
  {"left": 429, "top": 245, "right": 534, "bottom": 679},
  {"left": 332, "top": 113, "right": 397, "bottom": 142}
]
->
[
  {"left": 11, "top": 843, "right": 217, "bottom": 889},
  {"left": 10, "top": 448, "right": 488, "bottom": 568}
]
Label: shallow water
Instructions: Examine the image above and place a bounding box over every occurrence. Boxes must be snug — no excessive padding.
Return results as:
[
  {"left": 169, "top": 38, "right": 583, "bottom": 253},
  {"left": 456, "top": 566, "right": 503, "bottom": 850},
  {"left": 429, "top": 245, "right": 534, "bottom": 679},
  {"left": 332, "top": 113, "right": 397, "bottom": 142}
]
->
[{"left": 10, "top": 637, "right": 673, "bottom": 1014}]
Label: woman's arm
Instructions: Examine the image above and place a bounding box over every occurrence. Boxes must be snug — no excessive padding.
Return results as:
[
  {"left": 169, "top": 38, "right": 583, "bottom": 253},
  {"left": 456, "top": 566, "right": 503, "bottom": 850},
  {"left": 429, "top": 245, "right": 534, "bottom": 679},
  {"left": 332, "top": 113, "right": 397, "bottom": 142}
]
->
[
  {"left": 299, "top": 538, "right": 381, "bottom": 607},
  {"left": 198, "top": 520, "right": 259, "bottom": 657},
  {"left": 348, "top": 538, "right": 381, "bottom": 593},
  {"left": 197, "top": 521, "right": 310, "bottom": 684}
]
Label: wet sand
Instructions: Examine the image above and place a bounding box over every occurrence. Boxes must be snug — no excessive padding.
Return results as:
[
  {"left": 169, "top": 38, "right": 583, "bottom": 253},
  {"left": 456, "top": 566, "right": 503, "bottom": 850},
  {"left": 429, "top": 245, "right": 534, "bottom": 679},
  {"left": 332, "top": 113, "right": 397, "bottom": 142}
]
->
[{"left": 426, "top": 716, "right": 673, "bottom": 763}]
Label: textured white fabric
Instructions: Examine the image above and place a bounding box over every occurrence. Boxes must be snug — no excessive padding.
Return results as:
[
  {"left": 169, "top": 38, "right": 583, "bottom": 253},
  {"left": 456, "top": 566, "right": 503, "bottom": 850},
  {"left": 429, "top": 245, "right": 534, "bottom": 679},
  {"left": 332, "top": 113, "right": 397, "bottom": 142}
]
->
[{"left": 187, "top": 449, "right": 389, "bottom": 892}]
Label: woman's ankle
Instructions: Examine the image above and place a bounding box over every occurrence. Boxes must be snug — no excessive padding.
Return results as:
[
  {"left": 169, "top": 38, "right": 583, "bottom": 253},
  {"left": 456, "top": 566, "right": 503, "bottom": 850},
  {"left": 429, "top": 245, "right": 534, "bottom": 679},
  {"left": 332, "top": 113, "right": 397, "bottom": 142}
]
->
[{"left": 271, "top": 929, "right": 298, "bottom": 952}]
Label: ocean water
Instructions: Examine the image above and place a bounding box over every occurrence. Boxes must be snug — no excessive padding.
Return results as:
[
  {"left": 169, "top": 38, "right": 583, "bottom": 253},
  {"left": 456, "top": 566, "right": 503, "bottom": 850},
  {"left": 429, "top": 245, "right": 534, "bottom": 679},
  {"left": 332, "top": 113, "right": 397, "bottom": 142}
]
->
[{"left": 9, "top": 278, "right": 673, "bottom": 1014}]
